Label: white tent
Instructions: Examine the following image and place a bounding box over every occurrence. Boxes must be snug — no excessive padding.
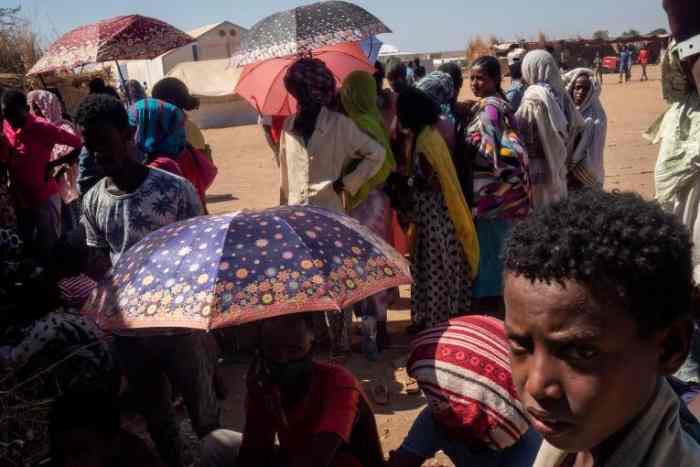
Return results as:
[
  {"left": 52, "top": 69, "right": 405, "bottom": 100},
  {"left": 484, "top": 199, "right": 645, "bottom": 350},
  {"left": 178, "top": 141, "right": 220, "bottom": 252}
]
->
[
  {"left": 167, "top": 59, "right": 258, "bottom": 129},
  {"left": 379, "top": 44, "right": 400, "bottom": 56}
]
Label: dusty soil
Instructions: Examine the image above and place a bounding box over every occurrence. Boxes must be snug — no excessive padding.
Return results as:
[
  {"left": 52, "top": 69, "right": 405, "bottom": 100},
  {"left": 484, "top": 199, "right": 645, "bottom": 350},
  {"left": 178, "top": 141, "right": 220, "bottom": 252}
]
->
[{"left": 197, "top": 64, "right": 667, "bottom": 466}]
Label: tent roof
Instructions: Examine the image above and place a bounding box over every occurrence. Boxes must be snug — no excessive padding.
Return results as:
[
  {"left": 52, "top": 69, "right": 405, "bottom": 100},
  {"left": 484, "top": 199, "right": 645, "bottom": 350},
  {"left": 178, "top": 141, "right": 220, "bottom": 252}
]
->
[
  {"left": 167, "top": 59, "right": 243, "bottom": 97},
  {"left": 186, "top": 21, "right": 247, "bottom": 39}
]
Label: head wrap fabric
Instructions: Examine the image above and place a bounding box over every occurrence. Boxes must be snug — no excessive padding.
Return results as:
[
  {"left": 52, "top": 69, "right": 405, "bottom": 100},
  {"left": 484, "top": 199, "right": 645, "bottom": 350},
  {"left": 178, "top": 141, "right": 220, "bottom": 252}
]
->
[
  {"left": 340, "top": 71, "right": 395, "bottom": 209},
  {"left": 27, "top": 90, "right": 63, "bottom": 124},
  {"left": 417, "top": 71, "right": 455, "bottom": 109},
  {"left": 563, "top": 68, "right": 608, "bottom": 188},
  {"left": 125, "top": 80, "right": 147, "bottom": 103},
  {"left": 128, "top": 98, "right": 186, "bottom": 157},
  {"left": 521, "top": 50, "right": 566, "bottom": 100},
  {"left": 408, "top": 315, "right": 530, "bottom": 449},
  {"left": 284, "top": 58, "right": 337, "bottom": 109}
]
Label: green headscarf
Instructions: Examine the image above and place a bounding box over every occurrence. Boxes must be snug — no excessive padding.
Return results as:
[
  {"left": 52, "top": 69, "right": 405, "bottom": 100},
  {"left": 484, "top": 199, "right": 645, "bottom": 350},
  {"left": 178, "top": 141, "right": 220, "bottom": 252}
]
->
[{"left": 340, "top": 71, "right": 396, "bottom": 210}]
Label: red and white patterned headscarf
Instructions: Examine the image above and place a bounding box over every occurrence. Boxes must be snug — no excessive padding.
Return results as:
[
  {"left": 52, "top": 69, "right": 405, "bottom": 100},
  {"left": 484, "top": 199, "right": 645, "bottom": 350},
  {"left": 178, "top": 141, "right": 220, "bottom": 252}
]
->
[
  {"left": 408, "top": 315, "right": 530, "bottom": 450},
  {"left": 284, "top": 57, "right": 337, "bottom": 109}
]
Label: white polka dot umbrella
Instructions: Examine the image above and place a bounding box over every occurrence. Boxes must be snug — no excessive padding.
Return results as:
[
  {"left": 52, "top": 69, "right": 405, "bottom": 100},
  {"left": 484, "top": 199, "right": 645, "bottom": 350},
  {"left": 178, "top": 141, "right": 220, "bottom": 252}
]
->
[{"left": 233, "top": 1, "right": 391, "bottom": 66}]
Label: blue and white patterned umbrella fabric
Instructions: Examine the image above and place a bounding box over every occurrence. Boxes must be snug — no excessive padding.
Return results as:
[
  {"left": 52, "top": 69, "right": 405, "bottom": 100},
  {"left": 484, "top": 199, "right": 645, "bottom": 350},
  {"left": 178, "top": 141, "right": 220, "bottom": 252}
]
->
[{"left": 85, "top": 207, "right": 411, "bottom": 331}]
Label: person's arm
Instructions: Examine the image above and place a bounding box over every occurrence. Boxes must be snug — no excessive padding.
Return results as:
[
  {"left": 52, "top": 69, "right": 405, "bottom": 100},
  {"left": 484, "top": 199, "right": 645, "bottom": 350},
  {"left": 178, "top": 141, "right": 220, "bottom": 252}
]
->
[
  {"left": 236, "top": 378, "right": 279, "bottom": 467},
  {"left": 178, "top": 179, "right": 205, "bottom": 220},
  {"left": 81, "top": 193, "right": 113, "bottom": 279},
  {"left": 46, "top": 147, "right": 82, "bottom": 182},
  {"left": 480, "top": 103, "right": 505, "bottom": 166},
  {"left": 288, "top": 370, "right": 362, "bottom": 467},
  {"left": 340, "top": 117, "right": 386, "bottom": 196},
  {"left": 387, "top": 407, "right": 442, "bottom": 467},
  {"left": 386, "top": 449, "right": 425, "bottom": 467},
  {"left": 279, "top": 131, "right": 289, "bottom": 206},
  {"left": 44, "top": 121, "right": 82, "bottom": 149}
]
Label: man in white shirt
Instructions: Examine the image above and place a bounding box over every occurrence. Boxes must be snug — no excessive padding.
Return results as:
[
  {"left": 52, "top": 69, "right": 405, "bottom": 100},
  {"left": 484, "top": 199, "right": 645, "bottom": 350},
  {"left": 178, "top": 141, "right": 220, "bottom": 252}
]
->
[{"left": 279, "top": 58, "right": 386, "bottom": 354}]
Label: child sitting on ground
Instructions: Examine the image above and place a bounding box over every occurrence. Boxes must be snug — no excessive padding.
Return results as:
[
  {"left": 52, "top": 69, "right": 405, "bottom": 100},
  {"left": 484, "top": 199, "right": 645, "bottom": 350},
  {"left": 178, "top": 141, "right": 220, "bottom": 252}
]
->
[
  {"left": 503, "top": 189, "right": 700, "bottom": 466},
  {"left": 200, "top": 313, "right": 385, "bottom": 467}
]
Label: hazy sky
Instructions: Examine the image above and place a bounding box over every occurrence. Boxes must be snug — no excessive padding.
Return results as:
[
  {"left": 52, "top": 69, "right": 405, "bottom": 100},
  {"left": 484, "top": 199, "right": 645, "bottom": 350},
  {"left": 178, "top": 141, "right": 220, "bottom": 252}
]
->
[{"left": 16, "top": 0, "right": 669, "bottom": 52}]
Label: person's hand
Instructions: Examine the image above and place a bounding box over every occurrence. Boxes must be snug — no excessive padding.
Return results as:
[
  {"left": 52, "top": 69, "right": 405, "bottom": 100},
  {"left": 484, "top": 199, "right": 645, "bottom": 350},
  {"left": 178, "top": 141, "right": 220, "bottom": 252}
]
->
[
  {"left": 44, "top": 161, "right": 56, "bottom": 182},
  {"left": 332, "top": 178, "right": 345, "bottom": 194}
]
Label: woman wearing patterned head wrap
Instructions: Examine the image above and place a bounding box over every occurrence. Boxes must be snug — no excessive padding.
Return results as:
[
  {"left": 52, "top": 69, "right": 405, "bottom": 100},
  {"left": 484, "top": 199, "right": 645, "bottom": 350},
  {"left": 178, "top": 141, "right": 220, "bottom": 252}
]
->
[
  {"left": 563, "top": 68, "right": 608, "bottom": 189},
  {"left": 387, "top": 316, "right": 541, "bottom": 467},
  {"left": 280, "top": 58, "right": 386, "bottom": 355},
  {"left": 516, "top": 50, "right": 584, "bottom": 208},
  {"left": 417, "top": 71, "right": 457, "bottom": 152},
  {"left": 129, "top": 98, "right": 217, "bottom": 210},
  {"left": 124, "top": 80, "right": 147, "bottom": 103}
]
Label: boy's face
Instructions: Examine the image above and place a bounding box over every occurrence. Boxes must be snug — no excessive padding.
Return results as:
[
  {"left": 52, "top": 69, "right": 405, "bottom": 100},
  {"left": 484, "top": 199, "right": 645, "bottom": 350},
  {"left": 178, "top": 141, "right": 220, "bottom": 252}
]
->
[
  {"left": 78, "top": 121, "right": 134, "bottom": 178},
  {"left": 504, "top": 273, "right": 678, "bottom": 453}
]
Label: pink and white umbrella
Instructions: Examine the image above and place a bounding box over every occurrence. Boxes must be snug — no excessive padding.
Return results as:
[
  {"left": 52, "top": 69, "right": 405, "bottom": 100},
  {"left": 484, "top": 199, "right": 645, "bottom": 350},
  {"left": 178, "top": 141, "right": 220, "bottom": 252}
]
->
[{"left": 28, "top": 15, "right": 194, "bottom": 76}]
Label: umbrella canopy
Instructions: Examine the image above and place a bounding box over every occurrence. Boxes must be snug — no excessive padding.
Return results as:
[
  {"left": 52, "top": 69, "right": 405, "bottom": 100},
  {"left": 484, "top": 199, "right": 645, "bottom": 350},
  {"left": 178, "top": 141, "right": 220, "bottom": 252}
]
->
[
  {"left": 28, "top": 15, "right": 194, "bottom": 76},
  {"left": 235, "top": 42, "right": 374, "bottom": 116},
  {"left": 84, "top": 207, "right": 411, "bottom": 331},
  {"left": 233, "top": 0, "right": 391, "bottom": 66}
]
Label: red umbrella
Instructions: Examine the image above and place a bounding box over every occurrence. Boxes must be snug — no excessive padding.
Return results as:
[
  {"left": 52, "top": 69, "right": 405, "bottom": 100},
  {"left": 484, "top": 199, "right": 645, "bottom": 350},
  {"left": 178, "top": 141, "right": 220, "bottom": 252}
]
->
[
  {"left": 28, "top": 15, "right": 194, "bottom": 76},
  {"left": 234, "top": 42, "right": 374, "bottom": 117}
]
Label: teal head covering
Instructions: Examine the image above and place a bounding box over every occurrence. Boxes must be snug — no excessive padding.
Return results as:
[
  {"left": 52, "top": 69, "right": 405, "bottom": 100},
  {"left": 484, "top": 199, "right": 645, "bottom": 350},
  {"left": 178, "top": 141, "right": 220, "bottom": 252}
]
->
[{"left": 128, "top": 98, "right": 186, "bottom": 157}]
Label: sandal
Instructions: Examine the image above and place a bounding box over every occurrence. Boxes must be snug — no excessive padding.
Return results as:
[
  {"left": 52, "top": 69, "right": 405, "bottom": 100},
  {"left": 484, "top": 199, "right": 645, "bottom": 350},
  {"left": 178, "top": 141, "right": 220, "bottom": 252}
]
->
[{"left": 372, "top": 384, "right": 390, "bottom": 406}]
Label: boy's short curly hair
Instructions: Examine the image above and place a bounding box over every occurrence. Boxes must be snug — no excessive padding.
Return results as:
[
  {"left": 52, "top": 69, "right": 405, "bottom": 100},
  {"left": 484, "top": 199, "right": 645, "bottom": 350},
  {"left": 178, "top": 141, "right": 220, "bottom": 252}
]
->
[
  {"left": 75, "top": 94, "right": 129, "bottom": 130},
  {"left": 504, "top": 189, "right": 694, "bottom": 336}
]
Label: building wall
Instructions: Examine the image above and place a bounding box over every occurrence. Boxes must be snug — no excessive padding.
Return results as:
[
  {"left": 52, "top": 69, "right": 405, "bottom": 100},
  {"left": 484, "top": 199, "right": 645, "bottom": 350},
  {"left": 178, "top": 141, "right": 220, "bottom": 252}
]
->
[
  {"left": 195, "top": 24, "right": 245, "bottom": 61},
  {"left": 162, "top": 45, "right": 196, "bottom": 76},
  {"left": 123, "top": 59, "right": 166, "bottom": 91}
]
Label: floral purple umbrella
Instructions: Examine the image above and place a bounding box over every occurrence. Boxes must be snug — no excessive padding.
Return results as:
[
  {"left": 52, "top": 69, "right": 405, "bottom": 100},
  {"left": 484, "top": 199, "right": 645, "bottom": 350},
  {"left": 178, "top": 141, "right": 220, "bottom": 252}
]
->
[{"left": 84, "top": 207, "right": 411, "bottom": 331}]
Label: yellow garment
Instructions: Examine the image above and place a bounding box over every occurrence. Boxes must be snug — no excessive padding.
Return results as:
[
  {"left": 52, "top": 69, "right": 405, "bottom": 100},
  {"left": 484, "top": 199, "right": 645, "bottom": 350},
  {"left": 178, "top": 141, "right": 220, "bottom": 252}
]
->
[
  {"left": 340, "top": 71, "right": 395, "bottom": 210},
  {"left": 185, "top": 118, "right": 206, "bottom": 151},
  {"left": 416, "top": 127, "right": 480, "bottom": 277}
]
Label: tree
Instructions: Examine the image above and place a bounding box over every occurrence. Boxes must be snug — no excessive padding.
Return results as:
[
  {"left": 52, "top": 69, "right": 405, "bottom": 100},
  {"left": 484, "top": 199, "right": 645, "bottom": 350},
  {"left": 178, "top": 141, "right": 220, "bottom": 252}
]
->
[
  {"left": 620, "top": 29, "right": 641, "bottom": 38},
  {"left": 592, "top": 30, "right": 610, "bottom": 41},
  {"left": 648, "top": 28, "right": 668, "bottom": 36},
  {"left": 0, "top": 6, "right": 42, "bottom": 74}
]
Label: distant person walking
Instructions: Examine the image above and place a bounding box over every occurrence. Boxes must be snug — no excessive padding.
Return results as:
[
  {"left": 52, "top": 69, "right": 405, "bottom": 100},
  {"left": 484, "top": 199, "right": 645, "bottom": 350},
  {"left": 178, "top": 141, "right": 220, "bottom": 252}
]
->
[
  {"left": 639, "top": 45, "right": 650, "bottom": 81},
  {"left": 593, "top": 51, "right": 605, "bottom": 84},
  {"left": 414, "top": 58, "right": 427, "bottom": 80},
  {"left": 619, "top": 46, "right": 631, "bottom": 83}
]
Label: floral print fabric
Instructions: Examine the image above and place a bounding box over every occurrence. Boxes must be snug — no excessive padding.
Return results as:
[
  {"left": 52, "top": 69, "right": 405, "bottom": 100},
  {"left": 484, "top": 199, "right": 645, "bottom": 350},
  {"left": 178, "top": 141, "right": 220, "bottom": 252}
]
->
[{"left": 85, "top": 206, "right": 411, "bottom": 331}]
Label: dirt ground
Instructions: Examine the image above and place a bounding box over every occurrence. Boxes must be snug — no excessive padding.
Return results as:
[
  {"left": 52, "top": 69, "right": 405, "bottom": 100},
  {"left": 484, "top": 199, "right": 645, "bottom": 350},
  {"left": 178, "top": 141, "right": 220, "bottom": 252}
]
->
[{"left": 198, "top": 65, "right": 666, "bottom": 465}]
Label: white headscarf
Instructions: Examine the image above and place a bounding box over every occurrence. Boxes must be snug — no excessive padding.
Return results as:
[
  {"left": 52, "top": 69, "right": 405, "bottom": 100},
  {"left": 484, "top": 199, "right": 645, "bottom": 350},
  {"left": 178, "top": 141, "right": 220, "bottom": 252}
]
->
[
  {"left": 517, "top": 50, "right": 584, "bottom": 207},
  {"left": 564, "top": 68, "right": 608, "bottom": 187}
]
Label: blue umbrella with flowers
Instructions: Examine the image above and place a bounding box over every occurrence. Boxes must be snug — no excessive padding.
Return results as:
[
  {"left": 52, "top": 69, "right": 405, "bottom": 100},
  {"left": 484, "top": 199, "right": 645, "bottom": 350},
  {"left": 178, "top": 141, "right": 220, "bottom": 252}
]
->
[{"left": 83, "top": 206, "right": 411, "bottom": 331}]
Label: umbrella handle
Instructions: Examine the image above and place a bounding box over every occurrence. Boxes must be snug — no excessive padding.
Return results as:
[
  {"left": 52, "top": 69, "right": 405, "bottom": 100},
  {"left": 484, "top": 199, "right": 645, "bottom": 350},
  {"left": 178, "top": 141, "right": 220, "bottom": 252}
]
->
[{"left": 115, "top": 59, "right": 131, "bottom": 105}]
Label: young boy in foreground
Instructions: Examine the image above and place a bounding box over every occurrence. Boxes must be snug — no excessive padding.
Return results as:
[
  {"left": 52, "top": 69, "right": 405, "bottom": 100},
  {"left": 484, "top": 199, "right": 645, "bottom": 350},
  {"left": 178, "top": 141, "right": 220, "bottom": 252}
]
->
[{"left": 503, "top": 189, "right": 700, "bottom": 466}]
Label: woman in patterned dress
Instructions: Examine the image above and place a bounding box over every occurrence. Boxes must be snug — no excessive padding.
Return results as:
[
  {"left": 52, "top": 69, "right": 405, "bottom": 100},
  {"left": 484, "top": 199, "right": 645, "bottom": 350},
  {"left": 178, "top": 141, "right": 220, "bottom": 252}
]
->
[
  {"left": 465, "top": 56, "right": 531, "bottom": 316},
  {"left": 397, "top": 88, "right": 479, "bottom": 332}
]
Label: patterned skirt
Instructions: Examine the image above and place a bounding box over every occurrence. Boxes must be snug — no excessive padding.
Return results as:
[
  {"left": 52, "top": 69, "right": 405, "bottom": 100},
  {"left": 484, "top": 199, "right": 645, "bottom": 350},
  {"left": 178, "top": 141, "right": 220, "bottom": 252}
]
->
[{"left": 411, "top": 190, "right": 472, "bottom": 329}]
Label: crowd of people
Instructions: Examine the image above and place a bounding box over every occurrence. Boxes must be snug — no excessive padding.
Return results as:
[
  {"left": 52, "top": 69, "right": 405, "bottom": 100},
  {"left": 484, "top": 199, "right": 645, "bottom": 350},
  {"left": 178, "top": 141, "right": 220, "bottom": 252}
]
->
[{"left": 1, "top": 0, "right": 700, "bottom": 466}]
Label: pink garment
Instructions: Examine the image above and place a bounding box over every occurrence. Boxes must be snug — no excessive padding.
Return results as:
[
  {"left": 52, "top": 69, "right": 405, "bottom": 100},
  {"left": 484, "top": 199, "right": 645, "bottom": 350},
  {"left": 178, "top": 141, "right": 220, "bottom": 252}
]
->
[
  {"left": 27, "top": 90, "right": 81, "bottom": 204},
  {"left": 350, "top": 189, "right": 392, "bottom": 321},
  {"left": 2, "top": 115, "right": 82, "bottom": 208}
]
